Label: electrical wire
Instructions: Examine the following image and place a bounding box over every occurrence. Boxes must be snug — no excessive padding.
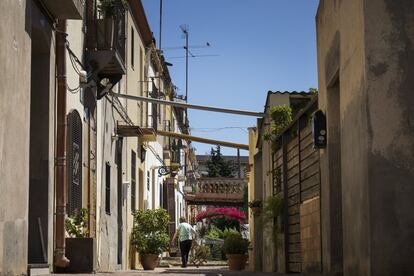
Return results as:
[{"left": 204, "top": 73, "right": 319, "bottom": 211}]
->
[{"left": 66, "top": 84, "right": 81, "bottom": 94}]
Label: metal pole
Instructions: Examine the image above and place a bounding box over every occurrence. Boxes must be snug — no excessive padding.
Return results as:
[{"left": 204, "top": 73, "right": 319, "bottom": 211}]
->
[
  {"left": 237, "top": 148, "right": 241, "bottom": 178},
  {"left": 157, "top": 130, "right": 249, "bottom": 150},
  {"left": 159, "top": 0, "right": 163, "bottom": 50},
  {"left": 108, "top": 92, "right": 265, "bottom": 117},
  {"left": 185, "top": 29, "right": 189, "bottom": 101}
]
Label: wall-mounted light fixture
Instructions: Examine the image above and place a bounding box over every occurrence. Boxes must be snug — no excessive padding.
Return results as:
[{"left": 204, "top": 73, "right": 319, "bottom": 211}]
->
[{"left": 312, "top": 110, "right": 327, "bottom": 149}]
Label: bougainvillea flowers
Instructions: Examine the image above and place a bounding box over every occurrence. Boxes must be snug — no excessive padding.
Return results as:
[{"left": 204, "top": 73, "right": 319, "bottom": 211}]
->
[{"left": 196, "top": 207, "right": 246, "bottom": 223}]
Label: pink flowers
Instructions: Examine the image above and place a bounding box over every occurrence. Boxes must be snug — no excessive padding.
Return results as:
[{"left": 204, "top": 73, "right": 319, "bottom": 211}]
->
[{"left": 196, "top": 207, "right": 246, "bottom": 223}]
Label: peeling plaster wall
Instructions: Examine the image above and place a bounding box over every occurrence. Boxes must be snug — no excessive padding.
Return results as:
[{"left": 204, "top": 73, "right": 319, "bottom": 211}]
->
[
  {"left": 364, "top": 0, "right": 414, "bottom": 275},
  {"left": 96, "top": 96, "right": 123, "bottom": 272},
  {"left": 317, "top": 0, "right": 414, "bottom": 275},
  {"left": 0, "top": 0, "right": 32, "bottom": 274}
]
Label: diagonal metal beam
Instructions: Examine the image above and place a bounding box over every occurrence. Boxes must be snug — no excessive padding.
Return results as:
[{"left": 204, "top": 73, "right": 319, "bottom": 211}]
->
[
  {"left": 157, "top": 130, "right": 249, "bottom": 150},
  {"left": 108, "top": 92, "right": 265, "bottom": 117}
]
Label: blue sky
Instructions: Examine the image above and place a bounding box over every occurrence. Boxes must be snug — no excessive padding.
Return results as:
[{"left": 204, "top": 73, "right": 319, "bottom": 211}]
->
[{"left": 142, "top": 0, "right": 319, "bottom": 156}]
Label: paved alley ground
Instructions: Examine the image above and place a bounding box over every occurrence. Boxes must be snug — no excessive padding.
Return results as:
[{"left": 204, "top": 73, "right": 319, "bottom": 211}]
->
[{"left": 44, "top": 266, "right": 325, "bottom": 276}]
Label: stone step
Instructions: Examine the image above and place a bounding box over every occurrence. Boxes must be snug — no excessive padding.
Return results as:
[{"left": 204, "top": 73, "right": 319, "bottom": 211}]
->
[{"left": 28, "top": 264, "right": 50, "bottom": 276}]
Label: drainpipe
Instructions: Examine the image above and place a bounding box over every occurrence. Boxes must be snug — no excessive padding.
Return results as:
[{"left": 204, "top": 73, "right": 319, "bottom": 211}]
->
[{"left": 54, "top": 18, "right": 70, "bottom": 268}]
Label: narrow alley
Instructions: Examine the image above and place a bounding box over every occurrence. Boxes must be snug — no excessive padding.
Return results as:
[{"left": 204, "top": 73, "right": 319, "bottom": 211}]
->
[{"left": 1, "top": 1, "right": 414, "bottom": 276}]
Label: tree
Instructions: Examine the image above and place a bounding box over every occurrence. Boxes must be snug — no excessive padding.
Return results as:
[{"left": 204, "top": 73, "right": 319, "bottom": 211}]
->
[{"left": 206, "top": 146, "right": 234, "bottom": 177}]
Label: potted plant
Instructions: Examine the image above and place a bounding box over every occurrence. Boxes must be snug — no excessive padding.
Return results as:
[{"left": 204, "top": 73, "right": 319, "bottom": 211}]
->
[
  {"left": 61, "top": 208, "right": 95, "bottom": 273},
  {"left": 96, "top": 0, "right": 117, "bottom": 49},
  {"left": 96, "top": 0, "right": 127, "bottom": 49},
  {"left": 223, "top": 233, "right": 249, "bottom": 270},
  {"left": 97, "top": 0, "right": 117, "bottom": 17},
  {"left": 248, "top": 199, "right": 262, "bottom": 214},
  {"left": 131, "top": 209, "right": 169, "bottom": 270}
]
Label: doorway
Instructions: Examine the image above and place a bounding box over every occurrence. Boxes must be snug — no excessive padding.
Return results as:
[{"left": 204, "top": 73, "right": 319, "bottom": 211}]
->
[
  {"left": 327, "top": 78, "right": 343, "bottom": 273},
  {"left": 27, "top": 2, "right": 53, "bottom": 264}
]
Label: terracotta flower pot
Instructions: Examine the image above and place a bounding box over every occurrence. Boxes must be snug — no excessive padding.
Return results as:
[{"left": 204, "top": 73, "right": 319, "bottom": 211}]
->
[
  {"left": 251, "top": 206, "right": 261, "bottom": 214},
  {"left": 140, "top": 254, "right": 160, "bottom": 270},
  {"left": 226, "top": 254, "right": 247, "bottom": 270}
]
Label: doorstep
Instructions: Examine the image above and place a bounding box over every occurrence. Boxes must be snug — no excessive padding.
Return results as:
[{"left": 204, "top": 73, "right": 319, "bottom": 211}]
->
[{"left": 27, "top": 263, "right": 50, "bottom": 276}]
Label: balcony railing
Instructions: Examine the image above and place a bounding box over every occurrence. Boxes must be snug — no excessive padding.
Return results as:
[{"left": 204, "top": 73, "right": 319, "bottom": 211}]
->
[
  {"left": 85, "top": 0, "right": 126, "bottom": 99},
  {"left": 184, "top": 178, "right": 247, "bottom": 206},
  {"left": 94, "top": 2, "right": 126, "bottom": 63}
]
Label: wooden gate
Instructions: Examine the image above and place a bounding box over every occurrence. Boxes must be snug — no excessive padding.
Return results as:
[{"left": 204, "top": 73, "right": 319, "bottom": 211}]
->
[{"left": 272, "top": 98, "right": 322, "bottom": 273}]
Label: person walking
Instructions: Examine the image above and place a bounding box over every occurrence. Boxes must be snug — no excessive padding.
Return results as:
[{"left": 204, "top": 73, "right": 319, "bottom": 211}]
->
[{"left": 172, "top": 217, "right": 196, "bottom": 268}]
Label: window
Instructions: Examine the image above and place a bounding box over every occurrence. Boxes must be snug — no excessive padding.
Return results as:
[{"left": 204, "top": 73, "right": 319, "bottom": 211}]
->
[
  {"left": 139, "top": 48, "right": 144, "bottom": 126},
  {"left": 105, "top": 163, "right": 111, "bottom": 214},
  {"left": 67, "top": 110, "right": 82, "bottom": 215},
  {"left": 131, "top": 150, "right": 136, "bottom": 212},
  {"left": 147, "top": 171, "right": 150, "bottom": 191},
  {"left": 131, "top": 27, "right": 134, "bottom": 68},
  {"left": 159, "top": 183, "right": 163, "bottom": 208}
]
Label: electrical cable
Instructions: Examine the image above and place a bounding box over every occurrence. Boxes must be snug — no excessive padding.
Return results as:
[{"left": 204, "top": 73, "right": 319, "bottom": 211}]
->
[{"left": 66, "top": 84, "right": 80, "bottom": 94}]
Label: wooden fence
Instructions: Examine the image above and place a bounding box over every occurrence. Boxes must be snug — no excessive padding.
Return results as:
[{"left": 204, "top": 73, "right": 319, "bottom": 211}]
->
[{"left": 272, "top": 98, "right": 322, "bottom": 273}]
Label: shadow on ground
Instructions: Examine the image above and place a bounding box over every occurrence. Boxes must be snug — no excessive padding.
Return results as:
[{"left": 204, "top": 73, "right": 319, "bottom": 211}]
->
[{"left": 160, "top": 267, "right": 277, "bottom": 276}]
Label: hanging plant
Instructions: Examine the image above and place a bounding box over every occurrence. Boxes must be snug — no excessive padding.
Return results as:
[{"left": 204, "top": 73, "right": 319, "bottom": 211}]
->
[
  {"left": 263, "top": 105, "right": 293, "bottom": 152},
  {"left": 270, "top": 105, "right": 292, "bottom": 136}
]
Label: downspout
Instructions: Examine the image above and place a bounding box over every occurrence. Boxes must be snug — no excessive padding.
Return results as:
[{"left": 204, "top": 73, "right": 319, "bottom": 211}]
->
[
  {"left": 54, "top": 19, "right": 70, "bottom": 268},
  {"left": 87, "top": 116, "right": 91, "bottom": 234}
]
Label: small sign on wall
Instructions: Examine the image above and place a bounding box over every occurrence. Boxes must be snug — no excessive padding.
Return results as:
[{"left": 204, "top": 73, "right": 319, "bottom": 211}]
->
[{"left": 312, "top": 110, "right": 327, "bottom": 149}]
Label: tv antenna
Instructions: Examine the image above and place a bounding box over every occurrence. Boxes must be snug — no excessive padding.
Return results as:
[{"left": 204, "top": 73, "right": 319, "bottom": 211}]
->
[
  {"left": 181, "top": 24, "right": 190, "bottom": 102},
  {"left": 163, "top": 25, "right": 217, "bottom": 102}
]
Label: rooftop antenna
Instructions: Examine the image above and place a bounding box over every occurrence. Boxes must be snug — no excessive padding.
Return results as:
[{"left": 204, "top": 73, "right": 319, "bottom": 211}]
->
[
  {"left": 180, "top": 24, "right": 189, "bottom": 102},
  {"left": 163, "top": 27, "right": 215, "bottom": 101},
  {"left": 159, "top": 0, "right": 163, "bottom": 50}
]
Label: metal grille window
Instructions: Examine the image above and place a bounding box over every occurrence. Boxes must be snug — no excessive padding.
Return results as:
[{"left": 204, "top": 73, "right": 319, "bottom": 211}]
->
[
  {"left": 151, "top": 80, "right": 158, "bottom": 131},
  {"left": 159, "top": 183, "right": 163, "bottom": 208},
  {"left": 105, "top": 163, "right": 111, "bottom": 215},
  {"left": 131, "top": 27, "right": 134, "bottom": 68},
  {"left": 147, "top": 171, "right": 150, "bottom": 191},
  {"left": 131, "top": 150, "right": 136, "bottom": 212},
  {"left": 67, "top": 110, "right": 82, "bottom": 215}
]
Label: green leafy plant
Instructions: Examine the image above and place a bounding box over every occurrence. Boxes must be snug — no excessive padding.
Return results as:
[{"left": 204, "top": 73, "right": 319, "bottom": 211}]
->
[
  {"left": 205, "top": 226, "right": 240, "bottom": 241},
  {"left": 205, "top": 227, "right": 223, "bottom": 240},
  {"left": 264, "top": 105, "right": 293, "bottom": 152},
  {"left": 223, "top": 233, "right": 248, "bottom": 255},
  {"left": 98, "top": 0, "right": 127, "bottom": 17},
  {"left": 65, "top": 208, "right": 89, "bottom": 238},
  {"left": 222, "top": 228, "right": 240, "bottom": 239},
  {"left": 309, "top": 87, "right": 318, "bottom": 95},
  {"left": 131, "top": 208, "right": 170, "bottom": 255},
  {"left": 263, "top": 132, "right": 272, "bottom": 141},
  {"left": 210, "top": 243, "right": 224, "bottom": 260},
  {"left": 261, "top": 195, "right": 283, "bottom": 250},
  {"left": 269, "top": 105, "right": 292, "bottom": 135}
]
